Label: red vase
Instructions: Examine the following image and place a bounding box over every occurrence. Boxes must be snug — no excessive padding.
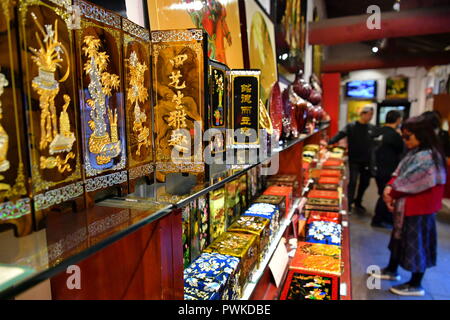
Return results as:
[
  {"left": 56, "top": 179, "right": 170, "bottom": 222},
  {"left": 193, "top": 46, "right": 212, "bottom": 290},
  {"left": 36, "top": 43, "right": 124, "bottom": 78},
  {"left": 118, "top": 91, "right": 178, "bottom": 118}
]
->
[
  {"left": 309, "top": 90, "right": 322, "bottom": 106},
  {"left": 292, "top": 71, "right": 312, "bottom": 100},
  {"left": 269, "top": 82, "right": 283, "bottom": 141}
]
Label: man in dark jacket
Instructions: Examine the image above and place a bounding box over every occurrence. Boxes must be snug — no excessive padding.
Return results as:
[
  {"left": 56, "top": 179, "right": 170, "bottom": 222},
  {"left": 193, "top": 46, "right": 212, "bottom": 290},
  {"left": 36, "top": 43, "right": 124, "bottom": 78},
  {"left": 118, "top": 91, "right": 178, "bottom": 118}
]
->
[
  {"left": 371, "top": 110, "right": 404, "bottom": 228},
  {"left": 422, "top": 111, "right": 450, "bottom": 157},
  {"left": 328, "top": 106, "right": 376, "bottom": 213}
]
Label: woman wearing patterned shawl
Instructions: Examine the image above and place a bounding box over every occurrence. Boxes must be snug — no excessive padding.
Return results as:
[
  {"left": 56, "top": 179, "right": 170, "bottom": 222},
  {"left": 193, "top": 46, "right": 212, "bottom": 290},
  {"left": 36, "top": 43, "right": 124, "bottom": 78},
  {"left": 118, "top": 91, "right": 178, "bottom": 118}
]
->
[{"left": 371, "top": 115, "right": 447, "bottom": 296}]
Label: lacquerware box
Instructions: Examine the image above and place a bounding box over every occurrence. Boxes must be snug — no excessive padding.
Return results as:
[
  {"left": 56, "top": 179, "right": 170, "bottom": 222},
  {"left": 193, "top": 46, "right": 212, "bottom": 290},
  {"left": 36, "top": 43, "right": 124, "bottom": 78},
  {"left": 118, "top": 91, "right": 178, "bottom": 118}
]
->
[
  {"left": 281, "top": 242, "right": 342, "bottom": 300},
  {"left": 204, "top": 231, "right": 258, "bottom": 292}
]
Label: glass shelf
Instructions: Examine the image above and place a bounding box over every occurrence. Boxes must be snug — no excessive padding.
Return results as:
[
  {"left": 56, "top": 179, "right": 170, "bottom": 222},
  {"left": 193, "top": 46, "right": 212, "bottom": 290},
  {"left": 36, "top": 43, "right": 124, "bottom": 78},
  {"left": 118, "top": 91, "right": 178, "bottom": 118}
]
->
[{"left": 0, "top": 123, "right": 329, "bottom": 299}]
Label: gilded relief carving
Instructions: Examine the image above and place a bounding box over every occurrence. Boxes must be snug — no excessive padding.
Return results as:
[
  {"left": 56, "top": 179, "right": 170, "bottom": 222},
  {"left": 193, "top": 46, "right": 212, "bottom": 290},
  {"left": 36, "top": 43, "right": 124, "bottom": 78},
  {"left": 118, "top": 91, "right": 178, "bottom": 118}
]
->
[
  {"left": 213, "top": 70, "right": 224, "bottom": 126},
  {"left": 127, "top": 51, "right": 150, "bottom": 156},
  {"left": 0, "top": 71, "right": 10, "bottom": 191},
  {"left": 82, "top": 35, "right": 121, "bottom": 166},
  {"left": 29, "top": 13, "right": 76, "bottom": 173}
]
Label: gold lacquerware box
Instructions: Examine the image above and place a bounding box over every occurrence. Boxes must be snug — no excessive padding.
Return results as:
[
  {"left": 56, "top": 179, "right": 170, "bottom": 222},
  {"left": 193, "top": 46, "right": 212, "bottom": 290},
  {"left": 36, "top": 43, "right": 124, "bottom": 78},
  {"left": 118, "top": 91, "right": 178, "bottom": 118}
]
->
[
  {"left": 204, "top": 231, "right": 258, "bottom": 292},
  {"left": 227, "top": 216, "right": 270, "bottom": 265}
]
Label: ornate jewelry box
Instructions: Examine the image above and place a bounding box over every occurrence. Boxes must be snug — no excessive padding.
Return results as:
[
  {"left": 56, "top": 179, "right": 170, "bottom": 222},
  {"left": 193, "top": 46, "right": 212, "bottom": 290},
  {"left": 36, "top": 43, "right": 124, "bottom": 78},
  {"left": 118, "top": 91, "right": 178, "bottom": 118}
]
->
[
  {"left": 209, "top": 187, "right": 226, "bottom": 243},
  {"left": 122, "top": 18, "right": 153, "bottom": 186},
  {"left": 306, "top": 211, "right": 342, "bottom": 224},
  {"left": 306, "top": 190, "right": 340, "bottom": 206},
  {"left": 204, "top": 231, "right": 258, "bottom": 290},
  {"left": 253, "top": 194, "right": 285, "bottom": 223},
  {"left": 151, "top": 29, "right": 207, "bottom": 183},
  {"left": 243, "top": 202, "right": 279, "bottom": 238},
  {"left": 227, "top": 216, "right": 271, "bottom": 264},
  {"left": 281, "top": 273, "right": 335, "bottom": 300},
  {"left": 316, "top": 176, "right": 341, "bottom": 191},
  {"left": 280, "top": 242, "right": 342, "bottom": 300},
  {"left": 18, "top": 0, "right": 85, "bottom": 227},
  {"left": 184, "top": 252, "right": 240, "bottom": 300},
  {"left": 0, "top": 0, "right": 33, "bottom": 236},
  {"left": 306, "top": 221, "right": 342, "bottom": 246},
  {"left": 263, "top": 185, "right": 293, "bottom": 217},
  {"left": 267, "top": 174, "right": 299, "bottom": 197},
  {"left": 75, "top": 0, "right": 128, "bottom": 203}
]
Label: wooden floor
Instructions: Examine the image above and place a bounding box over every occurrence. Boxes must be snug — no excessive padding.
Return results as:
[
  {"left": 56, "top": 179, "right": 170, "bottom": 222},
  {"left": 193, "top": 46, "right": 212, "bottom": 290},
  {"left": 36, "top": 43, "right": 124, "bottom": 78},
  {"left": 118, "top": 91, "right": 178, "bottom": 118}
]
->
[{"left": 350, "top": 180, "right": 450, "bottom": 300}]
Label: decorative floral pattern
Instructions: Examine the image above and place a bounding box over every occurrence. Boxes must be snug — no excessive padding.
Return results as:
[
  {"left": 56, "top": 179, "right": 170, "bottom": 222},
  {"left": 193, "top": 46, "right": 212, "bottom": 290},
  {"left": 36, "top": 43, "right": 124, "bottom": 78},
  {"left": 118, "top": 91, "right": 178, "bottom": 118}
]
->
[
  {"left": 243, "top": 202, "right": 279, "bottom": 236},
  {"left": 184, "top": 252, "right": 240, "bottom": 300},
  {"left": 286, "top": 273, "right": 333, "bottom": 300},
  {"left": 306, "top": 221, "right": 342, "bottom": 246}
]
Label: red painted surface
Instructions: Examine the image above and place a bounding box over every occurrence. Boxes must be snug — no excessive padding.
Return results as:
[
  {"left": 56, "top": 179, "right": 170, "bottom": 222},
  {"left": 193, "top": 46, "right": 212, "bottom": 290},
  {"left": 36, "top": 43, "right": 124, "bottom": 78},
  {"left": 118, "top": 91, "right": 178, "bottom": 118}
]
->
[
  {"left": 321, "top": 74, "right": 341, "bottom": 137},
  {"left": 309, "top": 7, "right": 450, "bottom": 46},
  {"left": 323, "top": 52, "right": 450, "bottom": 73},
  {"left": 50, "top": 211, "right": 183, "bottom": 300}
]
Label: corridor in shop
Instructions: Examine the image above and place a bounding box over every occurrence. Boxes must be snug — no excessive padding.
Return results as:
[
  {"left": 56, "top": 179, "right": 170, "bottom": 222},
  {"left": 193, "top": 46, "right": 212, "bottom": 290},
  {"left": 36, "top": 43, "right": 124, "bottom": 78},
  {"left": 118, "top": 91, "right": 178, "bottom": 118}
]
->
[{"left": 350, "top": 181, "right": 450, "bottom": 300}]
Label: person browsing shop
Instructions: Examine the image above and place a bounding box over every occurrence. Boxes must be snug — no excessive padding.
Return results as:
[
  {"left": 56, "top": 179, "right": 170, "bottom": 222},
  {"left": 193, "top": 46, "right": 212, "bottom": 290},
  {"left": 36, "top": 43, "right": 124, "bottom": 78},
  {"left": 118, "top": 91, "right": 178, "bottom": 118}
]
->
[
  {"left": 371, "top": 110, "right": 404, "bottom": 228},
  {"left": 328, "top": 106, "right": 377, "bottom": 213},
  {"left": 372, "top": 115, "right": 447, "bottom": 296}
]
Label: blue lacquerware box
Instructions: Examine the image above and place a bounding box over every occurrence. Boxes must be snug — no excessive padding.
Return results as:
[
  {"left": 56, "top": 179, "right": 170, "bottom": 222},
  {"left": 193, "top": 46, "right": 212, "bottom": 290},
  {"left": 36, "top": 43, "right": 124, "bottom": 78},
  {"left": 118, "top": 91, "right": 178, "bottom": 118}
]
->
[
  {"left": 305, "top": 221, "right": 342, "bottom": 246},
  {"left": 243, "top": 202, "right": 279, "bottom": 238},
  {"left": 184, "top": 252, "right": 240, "bottom": 300}
]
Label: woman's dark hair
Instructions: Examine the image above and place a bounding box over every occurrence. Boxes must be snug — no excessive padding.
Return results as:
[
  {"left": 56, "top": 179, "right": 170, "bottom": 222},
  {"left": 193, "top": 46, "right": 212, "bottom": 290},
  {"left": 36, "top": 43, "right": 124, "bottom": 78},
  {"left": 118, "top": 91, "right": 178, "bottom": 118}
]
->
[
  {"left": 421, "top": 111, "right": 441, "bottom": 130},
  {"left": 385, "top": 110, "right": 402, "bottom": 124},
  {"left": 402, "top": 115, "right": 446, "bottom": 169}
]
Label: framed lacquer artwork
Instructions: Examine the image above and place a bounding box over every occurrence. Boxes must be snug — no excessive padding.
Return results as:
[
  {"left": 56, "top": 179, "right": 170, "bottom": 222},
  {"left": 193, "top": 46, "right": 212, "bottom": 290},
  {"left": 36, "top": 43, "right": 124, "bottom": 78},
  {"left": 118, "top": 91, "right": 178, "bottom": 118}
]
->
[
  {"left": 151, "top": 29, "right": 206, "bottom": 183},
  {"left": 122, "top": 18, "right": 153, "bottom": 186},
  {"left": 75, "top": 0, "right": 128, "bottom": 201},
  {"left": 239, "top": 0, "right": 278, "bottom": 104},
  {"left": 18, "top": 0, "right": 85, "bottom": 227},
  {"left": 0, "top": 0, "right": 33, "bottom": 236},
  {"left": 147, "top": 0, "right": 244, "bottom": 69}
]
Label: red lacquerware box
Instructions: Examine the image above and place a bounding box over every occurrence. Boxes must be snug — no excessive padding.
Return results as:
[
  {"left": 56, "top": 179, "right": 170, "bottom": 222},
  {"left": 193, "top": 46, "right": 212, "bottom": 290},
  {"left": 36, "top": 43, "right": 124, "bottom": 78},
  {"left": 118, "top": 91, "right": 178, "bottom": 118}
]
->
[
  {"left": 263, "top": 186, "right": 293, "bottom": 217},
  {"left": 306, "top": 211, "right": 341, "bottom": 224},
  {"left": 319, "top": 169, "right": 341, "bottom": 178},
  {"left": 318, "top": 177, "right": 340, "bottom": 185},
  {"left": 280, "top": 242, "right": 342, "bottom": 300}
]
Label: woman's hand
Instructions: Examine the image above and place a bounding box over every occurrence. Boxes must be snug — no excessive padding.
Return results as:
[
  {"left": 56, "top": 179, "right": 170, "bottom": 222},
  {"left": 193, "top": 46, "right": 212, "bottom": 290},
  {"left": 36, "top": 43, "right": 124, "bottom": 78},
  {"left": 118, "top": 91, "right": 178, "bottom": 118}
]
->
[{"left": 383, "top": 186, "right": 395, "bottom": 212}]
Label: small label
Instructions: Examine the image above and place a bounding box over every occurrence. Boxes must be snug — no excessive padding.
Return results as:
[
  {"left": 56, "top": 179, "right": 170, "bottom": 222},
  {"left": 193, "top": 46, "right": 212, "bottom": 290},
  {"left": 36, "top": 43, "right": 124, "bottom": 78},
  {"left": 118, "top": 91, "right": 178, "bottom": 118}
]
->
[
  {"left": 342, "top": 221, "right": 348, "bottom": 228},
  {"left": 340, "top": 283, "right": 347, "bottom": 296}
]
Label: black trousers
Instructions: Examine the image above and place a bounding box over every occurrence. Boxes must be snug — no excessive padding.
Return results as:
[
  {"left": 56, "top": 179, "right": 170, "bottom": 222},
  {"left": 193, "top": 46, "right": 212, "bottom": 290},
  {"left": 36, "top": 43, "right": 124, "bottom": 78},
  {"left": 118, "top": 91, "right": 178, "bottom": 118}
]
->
[
  {"left": 372, "top": 173, "right": 394, "bottom": 224},
  {"left": 348, "top": 162, "right": 371, "bottom": 207}
]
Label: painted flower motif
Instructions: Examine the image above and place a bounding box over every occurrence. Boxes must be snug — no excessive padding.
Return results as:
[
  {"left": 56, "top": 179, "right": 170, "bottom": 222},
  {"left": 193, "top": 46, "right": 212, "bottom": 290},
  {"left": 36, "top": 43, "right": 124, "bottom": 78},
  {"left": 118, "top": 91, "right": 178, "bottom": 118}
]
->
[
  {"left": 185, "top": 277, "right": 199, "bottom": 287},
  {"left": 204, "top": 282, "right": 221, "bottom": 292}
]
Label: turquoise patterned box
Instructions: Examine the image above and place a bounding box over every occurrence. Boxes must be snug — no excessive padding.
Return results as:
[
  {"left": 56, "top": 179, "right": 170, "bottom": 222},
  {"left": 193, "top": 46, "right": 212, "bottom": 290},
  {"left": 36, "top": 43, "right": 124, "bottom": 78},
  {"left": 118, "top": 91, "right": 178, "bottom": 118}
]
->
[{"left": 184, "top": 252, "right": 240, "bottom": 300}]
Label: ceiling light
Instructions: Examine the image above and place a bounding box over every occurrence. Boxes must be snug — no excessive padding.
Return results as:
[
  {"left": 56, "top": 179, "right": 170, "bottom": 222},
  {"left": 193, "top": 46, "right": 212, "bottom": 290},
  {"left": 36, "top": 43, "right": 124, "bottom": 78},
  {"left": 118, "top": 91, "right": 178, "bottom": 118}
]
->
[
  {"left": 393, "top": 0, "right": 401, "bottom": 11},
  {"left": 372, "top": 46, "right": 379, "bottom": 53}
]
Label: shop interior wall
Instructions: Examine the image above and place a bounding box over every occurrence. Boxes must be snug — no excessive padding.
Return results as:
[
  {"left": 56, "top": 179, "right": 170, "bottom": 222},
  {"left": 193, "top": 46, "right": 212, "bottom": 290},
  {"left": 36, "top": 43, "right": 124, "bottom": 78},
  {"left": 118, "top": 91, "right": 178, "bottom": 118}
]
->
[{"left": 338, "top": 66, "right": 428, "bottom": 130}]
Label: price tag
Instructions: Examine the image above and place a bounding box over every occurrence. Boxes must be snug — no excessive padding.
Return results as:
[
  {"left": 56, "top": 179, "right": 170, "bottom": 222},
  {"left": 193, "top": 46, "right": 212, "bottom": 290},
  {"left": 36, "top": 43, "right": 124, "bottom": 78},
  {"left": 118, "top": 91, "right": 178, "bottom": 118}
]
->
[{"left": 340, "top": 283, "right": 347, "bottom": 296}]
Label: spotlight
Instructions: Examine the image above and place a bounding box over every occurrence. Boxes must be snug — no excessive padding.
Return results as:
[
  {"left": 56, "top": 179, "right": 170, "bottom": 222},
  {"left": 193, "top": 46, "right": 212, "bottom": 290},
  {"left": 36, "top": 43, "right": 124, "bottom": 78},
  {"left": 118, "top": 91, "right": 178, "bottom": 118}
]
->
[
  {"left": 393, "top": 0, "right": 401, "bottom": 12},
  {"left": 372, "top": 46, "right": 379, "bottom": 53}
]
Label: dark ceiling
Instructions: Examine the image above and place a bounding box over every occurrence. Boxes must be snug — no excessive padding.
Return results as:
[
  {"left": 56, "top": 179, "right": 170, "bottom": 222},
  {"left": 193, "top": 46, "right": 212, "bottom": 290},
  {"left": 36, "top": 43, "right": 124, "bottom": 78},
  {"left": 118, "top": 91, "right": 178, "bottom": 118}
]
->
[{"left": 323, "top": 0, "right": 450, "bottom": 70}]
